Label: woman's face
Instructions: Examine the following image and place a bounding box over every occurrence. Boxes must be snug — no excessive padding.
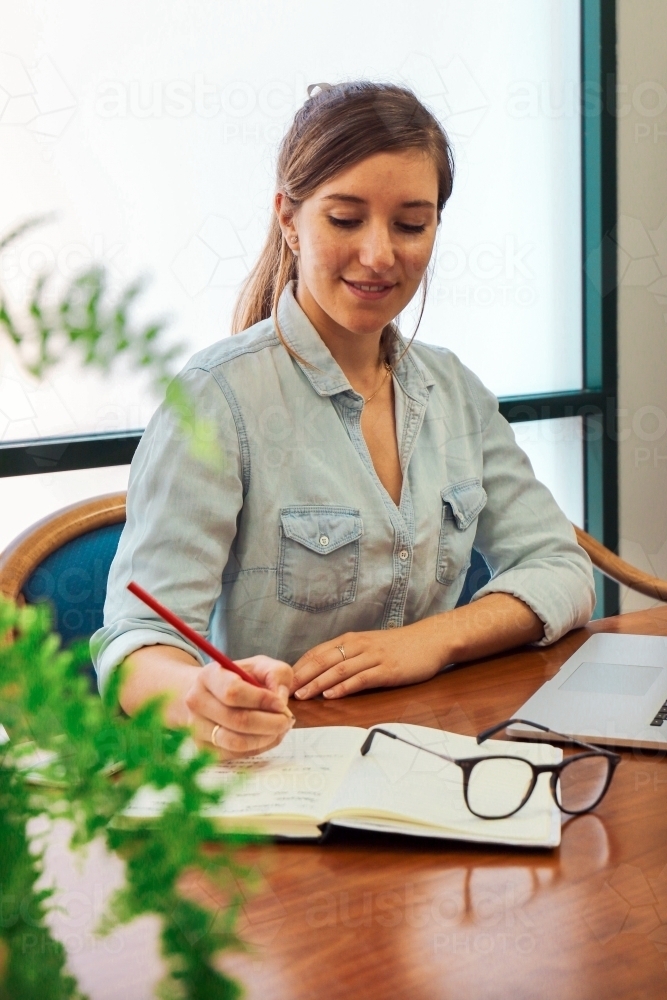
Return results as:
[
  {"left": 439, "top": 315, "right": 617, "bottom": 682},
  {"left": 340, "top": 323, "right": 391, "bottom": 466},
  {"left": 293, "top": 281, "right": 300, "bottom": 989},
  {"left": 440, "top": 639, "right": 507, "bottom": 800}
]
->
[{"left": 276, "top": 149, "right": 440, "bottom": 341}]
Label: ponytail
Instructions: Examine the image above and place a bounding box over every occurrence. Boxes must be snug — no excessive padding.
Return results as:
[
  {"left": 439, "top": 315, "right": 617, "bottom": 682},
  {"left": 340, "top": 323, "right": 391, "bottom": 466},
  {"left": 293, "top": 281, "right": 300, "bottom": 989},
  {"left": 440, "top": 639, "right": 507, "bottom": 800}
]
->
[{"left": 231, "top": 213, "right": 297, "bottom": 335}]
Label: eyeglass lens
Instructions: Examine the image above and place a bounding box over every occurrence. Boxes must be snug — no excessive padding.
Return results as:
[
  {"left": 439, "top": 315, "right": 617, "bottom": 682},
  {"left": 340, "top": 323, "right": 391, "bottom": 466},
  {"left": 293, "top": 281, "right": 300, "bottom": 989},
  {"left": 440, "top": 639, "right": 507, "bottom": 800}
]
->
[
  {"left": 555, "top": 754, "right": 611, "bottom": 813},
  {"left": 466, "top": 757, "right": 535, "bottom": 819}
]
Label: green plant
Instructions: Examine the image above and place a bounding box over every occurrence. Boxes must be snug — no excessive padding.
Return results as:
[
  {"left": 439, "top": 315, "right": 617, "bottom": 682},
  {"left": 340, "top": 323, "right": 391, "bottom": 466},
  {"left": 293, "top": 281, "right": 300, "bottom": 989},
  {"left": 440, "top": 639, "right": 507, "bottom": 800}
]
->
[
  {"left": 0, "top": 596, "right": 250, "bottom": 999},
  {"left": 0, "top": 218, "right": 220, "bottom": 468},
  {"left": 0, "top": 222, "right": 248, "bottom": 997}
]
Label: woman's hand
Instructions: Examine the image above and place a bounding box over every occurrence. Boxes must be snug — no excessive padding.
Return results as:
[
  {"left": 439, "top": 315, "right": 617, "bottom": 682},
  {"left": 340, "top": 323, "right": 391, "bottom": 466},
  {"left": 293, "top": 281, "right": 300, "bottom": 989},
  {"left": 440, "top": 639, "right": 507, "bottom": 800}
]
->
[
  {"left": 291, "top": 594, "right": 544, "bottom": 701},
  {"left": 185, "top": 655, "right": 295, "bottom": 757},
  {"left": 291, "top": 622, "right": 444, "bottom": 700}
]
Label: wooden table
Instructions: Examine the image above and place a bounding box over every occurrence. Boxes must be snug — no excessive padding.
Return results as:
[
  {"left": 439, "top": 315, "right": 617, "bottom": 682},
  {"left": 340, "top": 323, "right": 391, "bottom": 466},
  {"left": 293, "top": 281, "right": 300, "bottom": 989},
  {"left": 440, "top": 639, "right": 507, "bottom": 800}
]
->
[{"left": 46, "top": 607, "right": 667, "bottom": 1000}]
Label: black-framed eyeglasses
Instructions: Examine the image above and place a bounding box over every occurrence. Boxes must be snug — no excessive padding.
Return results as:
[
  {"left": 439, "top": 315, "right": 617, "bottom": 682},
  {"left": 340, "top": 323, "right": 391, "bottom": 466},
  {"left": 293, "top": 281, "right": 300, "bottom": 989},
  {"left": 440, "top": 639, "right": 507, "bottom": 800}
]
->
[{"left": 360, "top": 718, "right": 621, "bottom": 820}]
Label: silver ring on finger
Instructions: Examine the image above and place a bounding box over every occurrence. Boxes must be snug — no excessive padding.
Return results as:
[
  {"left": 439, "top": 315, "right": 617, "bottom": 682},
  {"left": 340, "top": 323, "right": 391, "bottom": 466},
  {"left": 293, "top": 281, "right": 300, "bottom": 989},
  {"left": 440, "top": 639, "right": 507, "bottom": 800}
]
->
[
  {"left": 211, "top": 723, "right": 221, "bottom": 748},
  {"left": 336, "top": 644, "right": 346, "bottom": 661}
]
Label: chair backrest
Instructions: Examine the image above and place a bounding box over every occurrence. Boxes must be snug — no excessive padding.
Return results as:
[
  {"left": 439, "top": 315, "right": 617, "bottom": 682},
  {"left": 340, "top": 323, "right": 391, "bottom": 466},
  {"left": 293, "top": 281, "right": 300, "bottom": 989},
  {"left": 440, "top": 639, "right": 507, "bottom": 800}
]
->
[
  {"left": 0, "top": 493, "right": 127, "bottom": 681},
  {"left": 0, "top": 487, "right": 492, "bottom": 629},
  {"left": 573, "top": 525, "right": 667, "bottom": 603},
  {"left": 5, "top": 489, "right": 659, "bottom": 672},
  {"left": 22, "top": 522, "right": 125, "bottom": 647},
  {"left": 456, "top": 548, "right": 492, "bottom": 607}
]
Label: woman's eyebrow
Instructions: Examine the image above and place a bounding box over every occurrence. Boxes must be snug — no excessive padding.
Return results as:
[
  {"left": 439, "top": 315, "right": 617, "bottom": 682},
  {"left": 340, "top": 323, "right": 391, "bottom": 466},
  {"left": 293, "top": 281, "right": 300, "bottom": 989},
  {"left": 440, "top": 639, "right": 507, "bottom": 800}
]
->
[{"left": 321, "top": 194, "right": 436, "bottom": 209}]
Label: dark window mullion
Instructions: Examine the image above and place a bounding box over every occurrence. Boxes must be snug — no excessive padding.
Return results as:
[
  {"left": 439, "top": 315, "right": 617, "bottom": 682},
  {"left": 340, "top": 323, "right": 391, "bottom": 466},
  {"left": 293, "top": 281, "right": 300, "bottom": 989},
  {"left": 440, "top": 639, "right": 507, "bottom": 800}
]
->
[{"left": 581, "top": 0, "right": 619, "bottom": 618}]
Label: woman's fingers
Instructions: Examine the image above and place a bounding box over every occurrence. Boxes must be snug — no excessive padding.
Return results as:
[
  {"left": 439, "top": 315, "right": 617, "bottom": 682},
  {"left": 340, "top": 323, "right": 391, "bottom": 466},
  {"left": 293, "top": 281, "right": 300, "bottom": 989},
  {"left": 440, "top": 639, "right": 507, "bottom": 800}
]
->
[
  {"left": 320, "top": 666, "right": 389, "bottom": 700},
  {"left": 184, "top": 657, "right": 296, "bottom": 758},
  {"left": 293, "top": 651, "right": 377, "bottom": 700},
  {"left": 189, "top": 712, "right": 289, "bottom": 758},
  {"left": 292, "top": 638, "right": 357, "bottom": 693},
  {"left": 190, "top": 687, "right": 293, "bottom": 738},
  {"left": 202, "top": 659, "right": 291, "bottom": 716},
  {"left": 236, "top": 654, "right": 293, "bottom": 702},
  {"left": 292, "top": 623, "right": 446, "bottom": 702}
]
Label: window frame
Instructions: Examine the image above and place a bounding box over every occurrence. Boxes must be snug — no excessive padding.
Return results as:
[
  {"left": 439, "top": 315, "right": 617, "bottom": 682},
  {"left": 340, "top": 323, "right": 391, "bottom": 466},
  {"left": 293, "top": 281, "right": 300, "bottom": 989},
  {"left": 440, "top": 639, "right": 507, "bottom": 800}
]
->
[{"left": 0, "top": 1, "right": 618, "bottom": 616}]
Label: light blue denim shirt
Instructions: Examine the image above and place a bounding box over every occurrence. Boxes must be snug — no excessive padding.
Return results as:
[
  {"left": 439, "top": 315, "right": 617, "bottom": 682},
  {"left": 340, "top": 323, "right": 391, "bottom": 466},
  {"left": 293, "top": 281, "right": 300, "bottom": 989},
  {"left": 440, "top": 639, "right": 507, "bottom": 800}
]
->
[{"left": 92, "top": 281, "right": 595, "bottom": 693}]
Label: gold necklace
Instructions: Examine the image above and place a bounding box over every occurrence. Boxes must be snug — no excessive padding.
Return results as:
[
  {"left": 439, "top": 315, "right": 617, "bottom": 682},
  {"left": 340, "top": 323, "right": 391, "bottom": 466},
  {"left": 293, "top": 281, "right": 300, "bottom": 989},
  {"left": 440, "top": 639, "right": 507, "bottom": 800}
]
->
[{"left": 364, "top": 361, "right": 393, "bottom": 405}]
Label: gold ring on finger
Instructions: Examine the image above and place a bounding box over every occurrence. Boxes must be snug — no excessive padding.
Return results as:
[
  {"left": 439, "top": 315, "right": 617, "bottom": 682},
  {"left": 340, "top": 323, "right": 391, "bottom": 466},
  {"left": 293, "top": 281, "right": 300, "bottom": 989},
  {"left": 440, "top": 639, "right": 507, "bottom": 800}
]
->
[
  {"left": 211, "top": 723, "right": 221, "bottom": 747},
  {"left": 336, "top": 644, "right": 346, "bottom": 661}
]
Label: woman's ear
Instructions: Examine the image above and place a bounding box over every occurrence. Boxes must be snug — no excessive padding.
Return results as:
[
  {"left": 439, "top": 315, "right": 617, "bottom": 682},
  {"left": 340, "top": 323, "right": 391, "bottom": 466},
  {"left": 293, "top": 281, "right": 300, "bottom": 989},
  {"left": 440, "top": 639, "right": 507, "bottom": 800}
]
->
[{"left": 274, "top": 191, "right": 299, "bottom": 251}]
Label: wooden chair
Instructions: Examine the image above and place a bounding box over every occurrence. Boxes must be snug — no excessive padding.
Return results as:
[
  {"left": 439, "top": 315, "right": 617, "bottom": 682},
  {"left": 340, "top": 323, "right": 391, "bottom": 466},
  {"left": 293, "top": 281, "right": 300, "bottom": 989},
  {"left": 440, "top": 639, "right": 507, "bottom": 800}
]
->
[
  {"left": 463, "top": 527, "right": 667, "bottom": 605},
  {"left": 0, "top": 493, "right": 127, "bottom": 679},
  {"left": 1, "top": 492, "right": 666, "bottom": 654},
  {"left": 573, "top": 525, "right": 667, "bottom": 603}
]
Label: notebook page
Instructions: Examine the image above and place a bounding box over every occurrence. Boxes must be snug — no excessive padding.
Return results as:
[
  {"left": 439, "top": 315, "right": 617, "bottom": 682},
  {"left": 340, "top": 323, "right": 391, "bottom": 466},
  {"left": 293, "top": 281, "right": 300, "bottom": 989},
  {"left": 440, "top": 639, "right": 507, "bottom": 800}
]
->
[
  {"left": 198, "top": 726, "right": 365, "bottom": 824},
  {"left": 326, "top": 723, "right": 562, "bottom": 845}
]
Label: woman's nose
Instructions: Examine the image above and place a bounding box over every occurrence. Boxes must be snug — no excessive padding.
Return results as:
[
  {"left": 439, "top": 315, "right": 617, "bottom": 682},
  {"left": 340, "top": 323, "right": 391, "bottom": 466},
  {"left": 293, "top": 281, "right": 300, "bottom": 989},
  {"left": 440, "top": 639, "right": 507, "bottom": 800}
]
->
[{"left": 357, "top": 224, "right": 395, "bottom": 272}]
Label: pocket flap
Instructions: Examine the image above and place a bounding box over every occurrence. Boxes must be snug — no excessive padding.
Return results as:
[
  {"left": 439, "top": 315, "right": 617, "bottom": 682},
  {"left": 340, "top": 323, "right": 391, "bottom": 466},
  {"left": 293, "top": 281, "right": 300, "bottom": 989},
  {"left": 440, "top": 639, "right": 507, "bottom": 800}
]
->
[
  {"left": 441, "top": 479, "right": 487, "bottom": 530},
  {"left": 280, "top": 506, "right": 363, "bottom": 555}
]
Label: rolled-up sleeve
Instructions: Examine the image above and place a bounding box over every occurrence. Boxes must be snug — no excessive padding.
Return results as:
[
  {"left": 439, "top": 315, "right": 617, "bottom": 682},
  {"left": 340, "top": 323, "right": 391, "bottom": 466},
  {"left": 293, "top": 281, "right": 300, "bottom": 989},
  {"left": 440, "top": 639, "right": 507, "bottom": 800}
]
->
[
  {"left": 464, "top": 367, "right": 596, "bottom": 644},
  {"left": 91, "top": 366, "right": 244, "bottom": 693}
]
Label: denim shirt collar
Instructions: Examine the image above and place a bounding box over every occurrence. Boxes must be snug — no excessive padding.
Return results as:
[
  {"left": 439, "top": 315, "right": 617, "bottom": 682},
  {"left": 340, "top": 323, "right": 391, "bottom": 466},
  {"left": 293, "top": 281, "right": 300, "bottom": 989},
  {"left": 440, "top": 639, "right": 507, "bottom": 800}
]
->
[{"left": 276, "top": 281, "right": 435, "bottom": 405}]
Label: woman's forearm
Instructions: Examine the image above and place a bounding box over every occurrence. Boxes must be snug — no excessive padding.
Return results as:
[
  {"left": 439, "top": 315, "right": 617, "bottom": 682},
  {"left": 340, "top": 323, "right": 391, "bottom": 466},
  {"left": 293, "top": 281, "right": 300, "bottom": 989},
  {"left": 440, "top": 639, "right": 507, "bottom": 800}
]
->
[
  {"left": 291, "top": 591, "right": 545, "bottom": 700},
  {"left": 119, "top": 645, "right": 202, "bottom": 727},
  {"left": 423, "top": 592, "right": 544, "bottom": 668},
  {"left": 118, "top": 645, "right": 295, "bottom": 757}
]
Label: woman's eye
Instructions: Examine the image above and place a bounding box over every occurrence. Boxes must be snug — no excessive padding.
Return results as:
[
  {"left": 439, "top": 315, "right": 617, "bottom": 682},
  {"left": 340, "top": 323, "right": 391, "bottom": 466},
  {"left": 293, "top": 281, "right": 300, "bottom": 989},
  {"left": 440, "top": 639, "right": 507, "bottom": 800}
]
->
[
  {"left": 326, "top": 217, "right": 427, "bottom": 233},
  {"left": 398, "top": 223, "right": 427, "bottom": 234},
  {"left": 328, "top": 216, "right": 360, "bottom": 228}
]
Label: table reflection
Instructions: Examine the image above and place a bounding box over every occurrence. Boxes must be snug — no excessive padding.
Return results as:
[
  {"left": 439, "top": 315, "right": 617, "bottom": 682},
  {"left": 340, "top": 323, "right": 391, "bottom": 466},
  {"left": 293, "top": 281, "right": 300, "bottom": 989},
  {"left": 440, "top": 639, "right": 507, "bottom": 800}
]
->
[{"left": 40, "top": 803, "right": 617, "bottom": 1000}]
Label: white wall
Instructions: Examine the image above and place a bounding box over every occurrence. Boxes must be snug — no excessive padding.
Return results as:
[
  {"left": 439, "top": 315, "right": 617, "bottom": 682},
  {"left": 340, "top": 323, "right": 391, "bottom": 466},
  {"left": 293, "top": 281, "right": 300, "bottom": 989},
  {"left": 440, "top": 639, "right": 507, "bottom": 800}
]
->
[
  {"left": 617, "top": 0, "right": 667, "bottom": 611},
  {"left": 0, "top": 0, "right": 582, "bottom": 444}
]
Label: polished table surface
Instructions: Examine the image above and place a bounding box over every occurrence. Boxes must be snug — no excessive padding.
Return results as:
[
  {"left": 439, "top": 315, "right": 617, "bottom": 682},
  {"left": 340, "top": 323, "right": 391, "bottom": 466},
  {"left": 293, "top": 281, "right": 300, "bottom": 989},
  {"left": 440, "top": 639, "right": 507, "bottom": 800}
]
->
[{"left": 46, "top": 607, "right": 667, "bottom": 1000}]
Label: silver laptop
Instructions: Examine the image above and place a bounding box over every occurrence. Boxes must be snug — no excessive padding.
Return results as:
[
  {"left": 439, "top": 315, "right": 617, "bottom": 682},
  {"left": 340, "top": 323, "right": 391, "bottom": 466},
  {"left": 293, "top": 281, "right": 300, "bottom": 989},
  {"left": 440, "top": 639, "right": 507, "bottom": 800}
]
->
[{"left": 508, "top": 633, "right": 667, "bottom": 749}]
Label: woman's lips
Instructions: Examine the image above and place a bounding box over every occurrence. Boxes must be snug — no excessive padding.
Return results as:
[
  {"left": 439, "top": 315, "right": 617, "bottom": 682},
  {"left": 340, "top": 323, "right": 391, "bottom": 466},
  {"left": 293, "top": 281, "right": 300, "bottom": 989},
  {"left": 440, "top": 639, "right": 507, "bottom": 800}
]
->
[{"left": 342, "top": 278, "right": 396, "bottom": 301}]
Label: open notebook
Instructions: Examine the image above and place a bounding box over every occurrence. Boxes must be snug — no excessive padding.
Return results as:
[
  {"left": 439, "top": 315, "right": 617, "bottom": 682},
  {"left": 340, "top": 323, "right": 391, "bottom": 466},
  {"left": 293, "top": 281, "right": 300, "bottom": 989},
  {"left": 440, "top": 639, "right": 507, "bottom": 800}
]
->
[{"left": 122, "top": 723, "right": 563, "bottom": 848}]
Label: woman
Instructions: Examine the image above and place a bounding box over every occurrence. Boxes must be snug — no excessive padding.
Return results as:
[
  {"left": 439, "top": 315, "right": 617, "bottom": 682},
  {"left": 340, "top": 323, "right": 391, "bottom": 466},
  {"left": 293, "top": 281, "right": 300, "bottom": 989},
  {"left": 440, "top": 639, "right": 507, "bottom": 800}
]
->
[{"left": 93, "top": 82, "right": 595, "bottom": 758}]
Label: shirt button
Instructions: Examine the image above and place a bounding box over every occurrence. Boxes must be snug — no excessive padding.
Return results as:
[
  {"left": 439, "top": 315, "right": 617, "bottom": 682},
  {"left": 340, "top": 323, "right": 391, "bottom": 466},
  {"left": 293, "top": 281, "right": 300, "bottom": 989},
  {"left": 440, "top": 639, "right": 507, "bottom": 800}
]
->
[
  {"left": 387, "top": 621, "right": 398, "bottom": 629},
  {"left": 399, "top": 549, "right": 409, "bottom": 560},
  {"left": 319, "top": 535, "right": 329, "bottom": 547}
]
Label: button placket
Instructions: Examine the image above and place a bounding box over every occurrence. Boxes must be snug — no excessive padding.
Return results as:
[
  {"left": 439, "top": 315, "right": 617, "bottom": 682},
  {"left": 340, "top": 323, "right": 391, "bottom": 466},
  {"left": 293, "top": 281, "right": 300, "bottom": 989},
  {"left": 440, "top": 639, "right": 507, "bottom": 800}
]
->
[{"left": 337, "top": 386, "right": 420, "bottom": 633}]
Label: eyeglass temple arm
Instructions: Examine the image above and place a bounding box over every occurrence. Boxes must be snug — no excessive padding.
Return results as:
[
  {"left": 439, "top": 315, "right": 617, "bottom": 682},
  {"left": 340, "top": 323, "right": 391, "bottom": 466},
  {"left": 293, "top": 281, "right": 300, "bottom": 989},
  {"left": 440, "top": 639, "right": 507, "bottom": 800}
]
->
[
  {"left": 477, "top": 717, "right": 619, "bottom": 758},
  {"left": 477, "top": 718, "right": 551, "bottom": 744},
  {"left": 360, "top": 727, "right": 458, "bottom": 765}
]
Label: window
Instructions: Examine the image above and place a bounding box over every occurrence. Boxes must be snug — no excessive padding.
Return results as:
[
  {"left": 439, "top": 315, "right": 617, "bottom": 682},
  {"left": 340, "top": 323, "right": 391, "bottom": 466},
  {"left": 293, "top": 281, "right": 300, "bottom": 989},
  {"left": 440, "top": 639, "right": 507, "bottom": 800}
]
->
[{"left": 0, "top": 1, "right": 617, "bottom": 613}]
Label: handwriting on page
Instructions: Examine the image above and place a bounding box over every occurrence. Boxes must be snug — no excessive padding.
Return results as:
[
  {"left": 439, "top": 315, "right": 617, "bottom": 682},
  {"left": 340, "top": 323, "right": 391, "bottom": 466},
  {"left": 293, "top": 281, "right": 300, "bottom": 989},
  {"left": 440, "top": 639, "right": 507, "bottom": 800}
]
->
[{"left": 200, "top": 727, "right": 363, "bottom": 820}]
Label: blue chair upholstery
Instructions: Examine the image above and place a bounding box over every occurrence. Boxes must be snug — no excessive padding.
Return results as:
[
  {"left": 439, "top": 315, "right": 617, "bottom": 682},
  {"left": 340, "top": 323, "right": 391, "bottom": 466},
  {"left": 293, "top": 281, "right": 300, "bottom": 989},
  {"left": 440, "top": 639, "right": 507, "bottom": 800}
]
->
[
  {"left": 456, "top": 548, "right": 492, "bottom": 608},
  {"left": 23, "top": 532, "right": 489, "bottom": 636},
  {"left": 20, "top": 519, "right": 488, "bottom": 686},
  {"left": 23, "top": 523, "right": 124, "bottom": 683}
]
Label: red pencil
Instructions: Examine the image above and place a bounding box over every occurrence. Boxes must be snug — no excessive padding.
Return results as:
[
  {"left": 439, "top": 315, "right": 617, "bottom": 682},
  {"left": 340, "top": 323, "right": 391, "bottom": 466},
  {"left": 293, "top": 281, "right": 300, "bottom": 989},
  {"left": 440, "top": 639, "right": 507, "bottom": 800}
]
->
[{"left": 127, "top": 581, "right": 293, "bottom": 718}]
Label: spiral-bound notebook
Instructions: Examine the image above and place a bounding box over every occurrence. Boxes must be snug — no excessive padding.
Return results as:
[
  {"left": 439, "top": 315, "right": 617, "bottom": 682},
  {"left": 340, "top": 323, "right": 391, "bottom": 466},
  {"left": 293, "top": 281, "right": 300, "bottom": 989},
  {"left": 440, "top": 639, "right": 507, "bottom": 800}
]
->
[{"left": 120, "top": 723, "right": 562, "bottom": 848}]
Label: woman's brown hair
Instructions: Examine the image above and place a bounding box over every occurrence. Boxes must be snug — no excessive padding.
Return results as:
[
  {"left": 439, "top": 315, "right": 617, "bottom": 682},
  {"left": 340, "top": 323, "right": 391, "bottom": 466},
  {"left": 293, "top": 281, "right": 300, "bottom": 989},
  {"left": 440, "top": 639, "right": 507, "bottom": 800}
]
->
[{"left": 231, "top": 81, "right": 454, "bottom": 355}]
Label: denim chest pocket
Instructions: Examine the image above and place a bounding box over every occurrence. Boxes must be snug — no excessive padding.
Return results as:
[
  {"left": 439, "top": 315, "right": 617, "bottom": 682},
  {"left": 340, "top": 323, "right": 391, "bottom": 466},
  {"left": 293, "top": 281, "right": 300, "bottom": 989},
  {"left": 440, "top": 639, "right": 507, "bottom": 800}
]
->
[
  {"left": 436, "top": 478, "right": 487, "bottom": 585},
  {"left": 277, "top": 506, "right": 363, "bottom": 613}
]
